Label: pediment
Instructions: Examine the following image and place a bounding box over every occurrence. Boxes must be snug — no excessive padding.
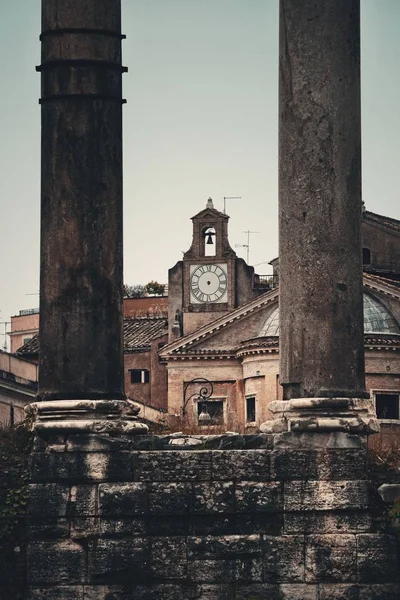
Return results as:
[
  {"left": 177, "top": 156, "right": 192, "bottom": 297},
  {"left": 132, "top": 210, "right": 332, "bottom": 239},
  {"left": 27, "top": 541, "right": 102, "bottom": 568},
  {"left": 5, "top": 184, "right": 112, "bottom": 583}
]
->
[
  {"left": 191, "top": 207, "right": 228, "bottom": 221},
  {"left": 160, "top": 288, "right": 279, "bottom": 357},
  {"left": 160, "top": 273, "right": 400, "bottom": 359}
]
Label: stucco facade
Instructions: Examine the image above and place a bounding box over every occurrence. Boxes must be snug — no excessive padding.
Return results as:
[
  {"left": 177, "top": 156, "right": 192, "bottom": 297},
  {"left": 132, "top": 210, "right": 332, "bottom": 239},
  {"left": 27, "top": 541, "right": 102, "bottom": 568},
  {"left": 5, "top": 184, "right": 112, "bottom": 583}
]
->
[{"left": 161, "top": 207, "right": 400, "bottom": 432}]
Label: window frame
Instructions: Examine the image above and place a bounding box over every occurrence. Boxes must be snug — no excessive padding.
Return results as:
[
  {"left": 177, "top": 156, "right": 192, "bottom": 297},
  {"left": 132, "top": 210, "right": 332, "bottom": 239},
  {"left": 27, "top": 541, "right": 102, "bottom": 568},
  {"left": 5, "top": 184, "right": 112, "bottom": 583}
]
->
[
  {"left": 372, "top": 389, "right": 400, "bottom": 422},
  {"left": 129, "top": 368, "right": 150, "bottom": 384},
  {"left": 195, "top": 396, "right": 226, "bottom": 426},
  {"left": 245, "top": 395, "right": 257, "bottom": 423}
]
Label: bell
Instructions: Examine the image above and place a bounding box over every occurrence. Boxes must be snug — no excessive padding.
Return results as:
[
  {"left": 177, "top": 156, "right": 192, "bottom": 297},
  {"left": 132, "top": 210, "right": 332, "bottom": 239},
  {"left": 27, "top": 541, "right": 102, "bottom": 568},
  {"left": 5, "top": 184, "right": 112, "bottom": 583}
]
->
[
  {"left": 206, "top": 233, "right": 214, "bottom": 245},
  {"left": 198, "top": 403, "right": 212, "bottom": 424}
]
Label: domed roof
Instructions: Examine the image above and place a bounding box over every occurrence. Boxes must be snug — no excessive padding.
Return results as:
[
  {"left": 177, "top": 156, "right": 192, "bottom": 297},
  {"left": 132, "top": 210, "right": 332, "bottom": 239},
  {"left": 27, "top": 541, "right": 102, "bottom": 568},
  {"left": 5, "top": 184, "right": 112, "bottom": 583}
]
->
[{"left": 258, "top": 292, "right": 400, "bottom": 337}]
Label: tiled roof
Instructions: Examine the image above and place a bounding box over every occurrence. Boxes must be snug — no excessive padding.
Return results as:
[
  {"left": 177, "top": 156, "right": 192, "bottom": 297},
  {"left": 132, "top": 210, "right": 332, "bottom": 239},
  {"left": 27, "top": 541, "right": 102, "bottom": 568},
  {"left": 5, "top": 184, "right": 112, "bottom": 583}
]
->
[
  {"left": 364, "top": 210, "right": 400, "bottom": 233},
  {"left": 16, "top": 335, "right": 39, "bottom": 355},
  {"left": 124, "top": 318, "right": 168, "bottom": 352},
  {"left": 16, "top": 317, "right": 168, "bottom": 356},
  {"left": 236, "top": 337, "right": 279, "bottom": 351},
  {"left": 171, "top": 348, "right": 234, "bottom": 356}
]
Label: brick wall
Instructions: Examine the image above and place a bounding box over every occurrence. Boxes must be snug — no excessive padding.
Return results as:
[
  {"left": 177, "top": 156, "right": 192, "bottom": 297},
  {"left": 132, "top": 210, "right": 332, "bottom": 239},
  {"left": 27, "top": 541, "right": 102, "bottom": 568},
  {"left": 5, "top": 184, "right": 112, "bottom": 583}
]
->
[
  {"left": 26, "top": 433, "right": 400, "bottom": 599},
  {"left": 124, "top": 337, "right": 168, "bottom": 411}
]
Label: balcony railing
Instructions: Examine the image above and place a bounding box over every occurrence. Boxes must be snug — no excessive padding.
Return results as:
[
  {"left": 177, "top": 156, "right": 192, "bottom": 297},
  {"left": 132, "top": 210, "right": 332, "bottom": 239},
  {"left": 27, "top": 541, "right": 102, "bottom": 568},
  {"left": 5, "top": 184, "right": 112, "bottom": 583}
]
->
[{"left": 254, "top": 274, "right": 279, "bottom": 289}]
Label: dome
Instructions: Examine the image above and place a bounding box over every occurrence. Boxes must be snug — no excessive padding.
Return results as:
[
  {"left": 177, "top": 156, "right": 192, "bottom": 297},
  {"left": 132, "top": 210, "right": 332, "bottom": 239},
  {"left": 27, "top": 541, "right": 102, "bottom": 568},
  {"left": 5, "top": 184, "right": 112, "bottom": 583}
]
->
[
  {"left": 363, "top": 293, "right": 400, "bottom": 334},
  {"left": 258, "top": 292, "right": 400, "bottom": 337}
]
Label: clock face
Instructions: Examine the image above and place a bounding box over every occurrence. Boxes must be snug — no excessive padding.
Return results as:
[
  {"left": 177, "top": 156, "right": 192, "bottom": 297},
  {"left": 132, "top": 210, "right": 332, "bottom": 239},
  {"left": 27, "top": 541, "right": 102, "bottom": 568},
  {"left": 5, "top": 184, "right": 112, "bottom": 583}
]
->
[{"left": 190, "top": 263, "right": 228, "bottom": 303}]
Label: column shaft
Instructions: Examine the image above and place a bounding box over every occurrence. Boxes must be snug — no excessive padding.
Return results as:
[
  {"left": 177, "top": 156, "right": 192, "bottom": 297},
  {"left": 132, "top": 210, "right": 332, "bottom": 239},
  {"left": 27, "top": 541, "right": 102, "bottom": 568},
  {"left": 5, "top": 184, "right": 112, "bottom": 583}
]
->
[
  {"left": 279, "top": 0, "right": 367, "bottom": 399},
  {"left": 37, "top": 1, "right": 125, "bottom": 400}
]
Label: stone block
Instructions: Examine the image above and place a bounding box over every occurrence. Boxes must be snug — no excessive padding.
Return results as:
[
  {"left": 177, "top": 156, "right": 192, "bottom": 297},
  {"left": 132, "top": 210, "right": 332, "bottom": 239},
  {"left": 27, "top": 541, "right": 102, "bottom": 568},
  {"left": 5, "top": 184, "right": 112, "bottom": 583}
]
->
[
  {"left": 189, "top": 559, "right": 236, "bottom": 583},
  {"left": 31, "top": 452, "right": 111, "bottom": 482},
  {"left": 71, "top": 517, "right": 99, "bottom": 539},
  {"left": 358, "top": 584, "right": 400, "bottom": 600},
  {"left": 66, "top": 434, "right": 133, "bottom": 453},
  {"left": 284, "top": 481, "right": 368, "bottom": 512},
  {"left": 27, "top": 541, "right": 86, "bottom": 585},
  {"left": 147, "top": 515, "right": 190, "bottom": 536},
  {"left": 235, "top": 513, "right": 283, "bottom": 535},
  {"left": 235, "top": 584, "right": 280, "bottom": 599},
  {"left": 133, "top": 450, "right": 212, "bottom": 481},
  {"left": 271, "top": 449, "right": 366, "bottom": 481},
  {"left": 69, "top": 485, "right": 99, "bottom": 538},
  {"left": 263, "top": 535, "right": 305, "bottom": 583},
  {"left": 28, "top": 587, "right": 84, "bottom": 600},
  {"left": 211, "top": 449, "right": 271, "bottom": 481},
  {"left": 28, "top": 518, "right": 70, "bottom": 540},
  {"left": 305, "top": 535, "right": 357, "bottom": 583},
  {"left": 99, "top": 518, "right": 146, "bottom": 536},
  {"left": 84, "top": 584, "right": 204, "bottom": 599},
  {"left": 98, "top": 482, "right": 147, "bottom": 516},
  {"left": 106, "top": 452, "right": 134, "bottom": 481},
  {"left": 30, "top": 452, "right": 71, "bottom": 481},
  {"left": 357, "top": 534, "right": 399, "bottom": 583},
  {"left": 318, "top": 583, "right": 360, "bottom": 599},
  {"left": 148, "top": 482, "right": 190, "bottom": 515},
  {"left": 68, "top": 484, "right": 98, "bottom": 517},
  {"left": 273, "top": 432, "right": 364, "bottom": 449},
  {"left": 187, "top": 534, "right": 261, "bottom": 559},
  {"left": 191, "top": 515, "right": 236, "bottom": 536},
  {"left": 28, "top": 483, "right": 69, "bottom": 517},
  {"left": 150, "top": 537, "right": 187, "bottom": 579},
  {"left": 284, "top": 511, "right": 371, "bottom": 535},
  {"left": 278, "top": 584, "right": 318, "bottom": 599},
  {"left": 88, "top": 538, "right": 149, "bottom": 584},
  {"left": 236, "top": 482, "right": 282, "bottom": 513},
  {"left": 192, "top": 482, "right": 235, "bottom": 514},
  {"left": 191, "top": 585, "right": 234, "bottom": 599},
  {"left": 235, "top": 557, "right": 263, "bottom": 583}
]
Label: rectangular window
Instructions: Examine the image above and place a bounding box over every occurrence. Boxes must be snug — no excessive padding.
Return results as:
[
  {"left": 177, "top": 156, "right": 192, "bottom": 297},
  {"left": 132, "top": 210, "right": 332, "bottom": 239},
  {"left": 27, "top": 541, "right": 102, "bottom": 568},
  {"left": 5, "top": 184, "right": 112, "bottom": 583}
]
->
[
  {"left": 246, "top": 396, "right": 256, "bottom": 422},
  {"left": 375, "top": 393, "right": 399, "bottom": 420},
  {"left": 130, "top": 369, "right": 150, "bottom": 384},
  {"left": 197, "top": 400, "right": 224, "bottom": 425}
]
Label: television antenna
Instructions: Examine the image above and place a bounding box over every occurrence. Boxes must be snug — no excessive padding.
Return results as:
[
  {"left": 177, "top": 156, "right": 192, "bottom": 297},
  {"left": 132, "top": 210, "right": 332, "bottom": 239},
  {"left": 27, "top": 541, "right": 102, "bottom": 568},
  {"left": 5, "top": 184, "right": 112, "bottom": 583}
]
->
[
  {"left": 235, "top": 230, "right": 260, "bottom": 264},
  {"left": 223, "top": 196, "right": 241, "bottom": 215}
]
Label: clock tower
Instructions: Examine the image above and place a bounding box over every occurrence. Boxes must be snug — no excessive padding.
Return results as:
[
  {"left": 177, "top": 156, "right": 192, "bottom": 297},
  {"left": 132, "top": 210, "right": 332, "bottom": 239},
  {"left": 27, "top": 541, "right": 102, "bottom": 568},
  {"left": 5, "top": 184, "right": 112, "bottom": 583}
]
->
[{"left": 168, "top": 198, "right": 256, "bottom": 339}]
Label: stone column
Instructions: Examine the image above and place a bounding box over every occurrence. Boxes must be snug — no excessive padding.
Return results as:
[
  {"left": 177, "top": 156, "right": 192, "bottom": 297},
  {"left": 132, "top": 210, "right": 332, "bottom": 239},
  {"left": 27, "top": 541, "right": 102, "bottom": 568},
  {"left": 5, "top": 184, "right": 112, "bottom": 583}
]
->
[
  {"left": 262, "top": 0, "right": 378, "bottom": 434},
  {"left": 26, "top": 0, "right": 146, "bottom": 435}
]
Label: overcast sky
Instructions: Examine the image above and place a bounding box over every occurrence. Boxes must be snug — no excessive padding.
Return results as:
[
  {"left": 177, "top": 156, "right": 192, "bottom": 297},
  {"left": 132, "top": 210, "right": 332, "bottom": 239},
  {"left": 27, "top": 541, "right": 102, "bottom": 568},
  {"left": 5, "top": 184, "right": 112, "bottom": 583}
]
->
[{"left": 0, "top": 1, "right": 399, "bottom": 350}]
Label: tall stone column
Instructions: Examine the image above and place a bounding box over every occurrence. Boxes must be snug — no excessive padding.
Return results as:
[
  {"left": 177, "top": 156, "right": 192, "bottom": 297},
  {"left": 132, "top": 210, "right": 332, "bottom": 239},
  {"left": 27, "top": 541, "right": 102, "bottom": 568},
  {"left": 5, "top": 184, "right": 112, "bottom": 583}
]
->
[
  {"left": 263, "top": 0, "right": 378, "bottom": 434},
  {"left": 26, "top": 0, "right": 146, "bottom": 435}
]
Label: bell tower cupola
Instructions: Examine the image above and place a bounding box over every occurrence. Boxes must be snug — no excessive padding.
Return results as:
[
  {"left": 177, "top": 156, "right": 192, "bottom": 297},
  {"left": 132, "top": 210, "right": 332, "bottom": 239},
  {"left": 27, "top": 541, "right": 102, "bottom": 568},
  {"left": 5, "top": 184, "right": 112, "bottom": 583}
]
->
[
  {"left": 183, "top": 198, "right": 236, "bottom": 261},
  {"left": 168, "top": 198, "right": 257, "bottom": 340}
]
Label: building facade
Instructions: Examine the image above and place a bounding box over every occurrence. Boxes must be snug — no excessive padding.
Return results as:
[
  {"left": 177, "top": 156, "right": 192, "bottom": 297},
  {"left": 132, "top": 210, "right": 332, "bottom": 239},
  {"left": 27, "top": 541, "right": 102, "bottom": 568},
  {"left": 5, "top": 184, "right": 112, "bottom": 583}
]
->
[
  {"left": 12, "top": 203, "right": 400, "bottom": 431},
  {"left": 160, "top": 205, "right": 400, "bottom": 431}
]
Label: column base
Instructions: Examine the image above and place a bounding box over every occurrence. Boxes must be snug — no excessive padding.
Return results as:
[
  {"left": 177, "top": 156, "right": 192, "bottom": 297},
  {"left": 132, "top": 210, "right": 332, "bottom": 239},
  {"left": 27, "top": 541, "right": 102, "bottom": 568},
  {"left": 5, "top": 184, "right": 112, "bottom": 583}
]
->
[
  {"left": 25, "top": 399, "right": 149, "bottom": 436},
  {"left": 260, "top": 397, "right": 380, "bottom": 435}
]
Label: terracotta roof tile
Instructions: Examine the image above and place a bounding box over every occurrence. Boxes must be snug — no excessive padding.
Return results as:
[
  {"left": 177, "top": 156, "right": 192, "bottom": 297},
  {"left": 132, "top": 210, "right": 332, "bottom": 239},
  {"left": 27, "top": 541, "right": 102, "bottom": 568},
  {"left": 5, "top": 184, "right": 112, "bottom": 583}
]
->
[
  {"left": 124, "top": 318, "right": 168, "bottom": 352},
  {"left": 16, "top": 335, "right": 39, "bottom": 355},
  {"left": 16, "top": 317, "right": 168, "bottom": 356}
]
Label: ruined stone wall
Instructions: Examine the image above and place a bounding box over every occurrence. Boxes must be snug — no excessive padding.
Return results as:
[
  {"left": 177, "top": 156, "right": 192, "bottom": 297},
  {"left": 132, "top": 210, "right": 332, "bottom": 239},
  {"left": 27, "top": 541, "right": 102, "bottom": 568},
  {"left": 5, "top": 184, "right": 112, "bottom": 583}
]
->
[{"left": 27, "top": 433, "right": 399, "bottom": 599}]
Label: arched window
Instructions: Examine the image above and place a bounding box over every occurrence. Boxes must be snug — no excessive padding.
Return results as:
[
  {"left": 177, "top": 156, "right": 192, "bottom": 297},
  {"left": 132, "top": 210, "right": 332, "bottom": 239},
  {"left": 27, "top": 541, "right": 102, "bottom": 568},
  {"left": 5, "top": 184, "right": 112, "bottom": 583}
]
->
[
  {"left": 204, "top": 227, "right": 216, "bottom": 256},
  {"left": 362, "top": 247, "right": 371, "bottom": 265}
]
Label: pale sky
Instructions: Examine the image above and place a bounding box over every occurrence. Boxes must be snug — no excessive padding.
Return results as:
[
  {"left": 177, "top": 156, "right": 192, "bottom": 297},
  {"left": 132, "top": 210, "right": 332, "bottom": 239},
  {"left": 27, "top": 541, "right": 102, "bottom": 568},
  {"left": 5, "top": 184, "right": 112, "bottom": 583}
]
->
[{"left": 0, "top": 1, "right": 399, "bottom": 350}]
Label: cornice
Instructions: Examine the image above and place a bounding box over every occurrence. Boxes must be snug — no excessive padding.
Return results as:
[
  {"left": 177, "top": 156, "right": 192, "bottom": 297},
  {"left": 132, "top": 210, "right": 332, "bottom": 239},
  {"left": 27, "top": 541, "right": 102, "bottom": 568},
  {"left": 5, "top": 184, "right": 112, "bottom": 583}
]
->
[{"left": 160, "top": 287, "right": 279, "bottom": 357}]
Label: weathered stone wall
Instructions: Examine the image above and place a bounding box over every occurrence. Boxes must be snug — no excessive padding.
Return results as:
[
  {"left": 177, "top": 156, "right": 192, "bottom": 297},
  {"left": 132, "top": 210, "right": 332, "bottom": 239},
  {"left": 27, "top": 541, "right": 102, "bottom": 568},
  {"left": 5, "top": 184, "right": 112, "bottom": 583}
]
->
[{"left": 27, "top": 433, "right": 399, "bottom": 599}]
